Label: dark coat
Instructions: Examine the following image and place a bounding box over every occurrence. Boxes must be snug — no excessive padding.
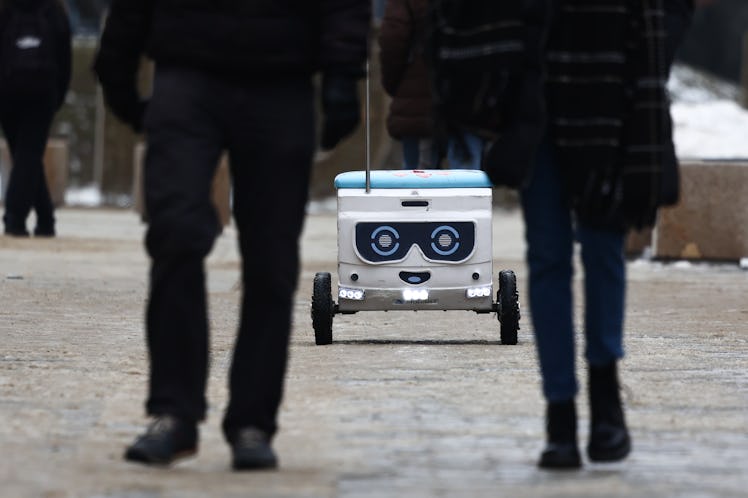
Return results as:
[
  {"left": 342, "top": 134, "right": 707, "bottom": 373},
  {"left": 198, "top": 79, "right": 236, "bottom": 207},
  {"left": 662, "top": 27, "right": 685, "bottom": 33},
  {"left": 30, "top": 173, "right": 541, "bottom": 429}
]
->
[
  {"left": 378, "top": 0, "right": 434, "bottom": 139},
  {"left": 94, "top": 0, "right": 370, "bottom": 129},
  {"left": 0, "top": 0, "right": 71, "bottom": 109}
]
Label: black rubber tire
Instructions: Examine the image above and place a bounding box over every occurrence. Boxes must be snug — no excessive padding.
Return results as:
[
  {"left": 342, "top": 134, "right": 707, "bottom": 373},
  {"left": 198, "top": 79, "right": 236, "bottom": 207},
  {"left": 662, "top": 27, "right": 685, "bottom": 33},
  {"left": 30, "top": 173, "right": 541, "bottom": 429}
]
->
[
  {"left": 312, "top": 272, "right": 334, "bottom": 345},
  {"left": 498, "top": 270, "right": 520, "bottom": 345}
]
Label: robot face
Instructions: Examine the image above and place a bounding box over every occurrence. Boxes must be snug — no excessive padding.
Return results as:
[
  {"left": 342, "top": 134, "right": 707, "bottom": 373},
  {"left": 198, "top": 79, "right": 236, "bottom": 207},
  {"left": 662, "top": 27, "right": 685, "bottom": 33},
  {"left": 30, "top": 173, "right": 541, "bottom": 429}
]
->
[{"left": 354, "top": 222, "right": 476, "bottom": 264}]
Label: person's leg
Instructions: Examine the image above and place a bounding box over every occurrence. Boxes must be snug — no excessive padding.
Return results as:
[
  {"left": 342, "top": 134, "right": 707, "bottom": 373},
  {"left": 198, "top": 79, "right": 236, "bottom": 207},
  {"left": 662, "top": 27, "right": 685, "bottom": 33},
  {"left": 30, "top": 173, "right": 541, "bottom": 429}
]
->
[
  {"left": 401, "top": 137, "right": 419, "bottom": 169},
  {"left": 124, "top": 67, "right": 225, "bottom": 466},
  {"left": 578, "top": 224, "right": 625, "bottom": 367},
  {"left": 2, "top": 96, "right": 54, "bottom": 236},
  {"left": 520, "top": 140, "right": 580, "bottom": 468},
  {"left": 222, "top": 76, "right": 315, "bottom": 447},
  {"left": 428, "top": 139, "right": 443, "bottom": 168},
  {"left": 32, "top": 157, "right": 56, "bottom": 236},
  {"left": 142, "top": 67, "right": 225, "bottom": 425},
  {"left": 417, "top": 138, "right": 440, "bottom": 169},
  {"left": 447, "top": 131, "right": 483, "bottom": 169},
  {"left": 578, "top": 223, "right": 630, "bottom": 461},
  {"left": 521, "top": 142, "right": 577, "bottom": 402},
  {"left": 1, "top": 102, "right": 22, "bottom": 233}
]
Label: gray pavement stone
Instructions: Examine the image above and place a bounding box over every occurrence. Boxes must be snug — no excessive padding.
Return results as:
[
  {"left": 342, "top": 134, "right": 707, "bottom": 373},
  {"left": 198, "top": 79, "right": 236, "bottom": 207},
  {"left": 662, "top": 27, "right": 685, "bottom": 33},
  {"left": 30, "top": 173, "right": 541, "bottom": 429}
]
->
[{"left": 0, "top": 207, "right": 746, "bottom": 497}]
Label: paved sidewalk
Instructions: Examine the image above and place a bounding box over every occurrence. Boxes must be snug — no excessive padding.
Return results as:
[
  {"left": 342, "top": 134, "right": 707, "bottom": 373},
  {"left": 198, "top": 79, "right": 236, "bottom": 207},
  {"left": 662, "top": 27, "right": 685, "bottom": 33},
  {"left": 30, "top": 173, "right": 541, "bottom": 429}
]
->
[{"left": 0, "top": 207, "right": 746, "bottom": 498}]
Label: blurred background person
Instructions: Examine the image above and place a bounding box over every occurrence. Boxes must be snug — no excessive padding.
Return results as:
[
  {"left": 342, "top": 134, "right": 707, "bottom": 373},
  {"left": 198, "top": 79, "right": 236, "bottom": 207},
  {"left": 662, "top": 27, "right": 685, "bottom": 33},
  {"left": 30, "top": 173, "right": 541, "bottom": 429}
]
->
[
  {"left": 0, "top": 0, "right": 71, "bottom": 237},
  {"left": 378, "top": 0, "right": 482, "bottom": 169},
  {"left": 379, "top": 0, "right": 439, "bottom": 169}
]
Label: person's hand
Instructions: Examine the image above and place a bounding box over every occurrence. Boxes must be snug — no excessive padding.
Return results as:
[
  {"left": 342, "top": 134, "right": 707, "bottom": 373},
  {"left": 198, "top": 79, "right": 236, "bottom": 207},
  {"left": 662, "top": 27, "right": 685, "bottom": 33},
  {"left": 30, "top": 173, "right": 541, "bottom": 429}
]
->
[
  {"left": 101, "top": 84, "right": 148, "bottom": 133},
  {"left": 320, "top": 70, "right": 361, "bottom": 150},
  {"left": 133, "top": 98, "right": 149, "bottom": 133}
]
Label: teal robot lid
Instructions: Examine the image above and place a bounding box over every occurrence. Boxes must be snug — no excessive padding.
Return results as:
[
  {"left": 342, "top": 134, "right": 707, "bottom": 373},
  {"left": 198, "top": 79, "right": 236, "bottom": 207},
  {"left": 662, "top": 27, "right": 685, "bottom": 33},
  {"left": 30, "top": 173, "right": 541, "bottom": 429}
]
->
[{"left": 335, "top": 169, "right": 493, "bottom": 189}]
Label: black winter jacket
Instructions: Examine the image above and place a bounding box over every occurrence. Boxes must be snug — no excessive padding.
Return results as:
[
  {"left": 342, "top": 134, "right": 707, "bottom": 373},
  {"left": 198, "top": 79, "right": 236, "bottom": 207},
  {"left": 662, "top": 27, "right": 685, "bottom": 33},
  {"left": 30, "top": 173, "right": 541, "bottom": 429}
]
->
[
  {"left": 0, "top": 0, "right": 72, "bottom": 109},
  {"left": 94, "top": 0, "right": 370, "bottom": 128}
]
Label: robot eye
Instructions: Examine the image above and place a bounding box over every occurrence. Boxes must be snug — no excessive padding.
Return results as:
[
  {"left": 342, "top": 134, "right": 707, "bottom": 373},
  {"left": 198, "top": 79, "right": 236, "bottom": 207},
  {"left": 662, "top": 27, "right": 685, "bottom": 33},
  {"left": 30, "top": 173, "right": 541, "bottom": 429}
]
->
[
  {"left": 437, "top": 232, "right": 453, "bottom": 249},
  {"left": 430, "top": 225, "right": 460, "bottom": 256},
  {"left": 370, "top": 225, "right": 400, "bottom": 257},
  {"left": 378, "top": 233, "right": 394, "bottom": 249}
]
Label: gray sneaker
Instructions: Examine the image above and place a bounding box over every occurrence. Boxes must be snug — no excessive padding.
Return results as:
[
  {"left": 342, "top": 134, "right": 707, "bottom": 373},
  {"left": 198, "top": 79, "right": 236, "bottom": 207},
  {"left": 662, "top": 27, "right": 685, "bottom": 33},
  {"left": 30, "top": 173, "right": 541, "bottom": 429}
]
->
[{"left": 124, "top": 415, "right": 198, "bottom": 465}]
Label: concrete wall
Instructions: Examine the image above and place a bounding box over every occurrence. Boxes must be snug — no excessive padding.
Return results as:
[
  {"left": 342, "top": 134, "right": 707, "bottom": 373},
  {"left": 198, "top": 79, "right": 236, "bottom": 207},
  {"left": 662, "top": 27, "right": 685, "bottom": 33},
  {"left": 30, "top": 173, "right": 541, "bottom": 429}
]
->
[
  {"left": 653, "top": 160, "right": 748, "bottom": 261},
  {"left": 627, "top": 160, "right": 748, "bottom": 262}
]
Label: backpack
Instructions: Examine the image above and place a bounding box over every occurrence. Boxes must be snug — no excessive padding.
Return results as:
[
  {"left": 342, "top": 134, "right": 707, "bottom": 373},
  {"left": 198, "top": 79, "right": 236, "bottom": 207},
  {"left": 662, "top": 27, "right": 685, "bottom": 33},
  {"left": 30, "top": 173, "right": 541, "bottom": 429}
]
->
[
  {"left": 427, "top": 0, "right": 551, "bottom": 188},
  {"left": 1, "top": 1, "right": 57, "bottom": 95}
]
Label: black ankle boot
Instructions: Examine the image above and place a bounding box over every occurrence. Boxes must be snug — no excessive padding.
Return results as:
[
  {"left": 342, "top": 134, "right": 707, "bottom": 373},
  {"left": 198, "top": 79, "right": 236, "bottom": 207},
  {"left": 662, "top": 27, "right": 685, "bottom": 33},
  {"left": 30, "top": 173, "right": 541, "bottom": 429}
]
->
[
  {"left": 538, "top": 399, "right": 582, "bottom": 469},
  {"left": 4, "top": 214, "right": 29, "bottom": 237},
  {"left": 34, "top": 222, "right": 56, "bottom": 237},
  {"left": 587, "top": 362, "right": 631, "bottom": 462}
]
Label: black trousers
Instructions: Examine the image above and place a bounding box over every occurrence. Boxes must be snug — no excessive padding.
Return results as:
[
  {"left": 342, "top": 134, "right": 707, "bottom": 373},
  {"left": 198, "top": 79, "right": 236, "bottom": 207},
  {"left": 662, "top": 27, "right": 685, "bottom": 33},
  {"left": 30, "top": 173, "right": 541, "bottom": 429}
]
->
[
  {"left": 0, "top": 93, "right": 56, "bottom": 231},
  {"left": 142, "top": 67, "right": 315, "bottom": 440}
]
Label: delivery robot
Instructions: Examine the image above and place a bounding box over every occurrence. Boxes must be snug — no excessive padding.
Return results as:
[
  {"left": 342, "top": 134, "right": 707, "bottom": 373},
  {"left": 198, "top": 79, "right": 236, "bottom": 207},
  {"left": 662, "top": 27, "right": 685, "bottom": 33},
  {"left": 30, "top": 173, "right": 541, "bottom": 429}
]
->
[{"left": 311, "top": 168, "right": 520, "bottom": 345}]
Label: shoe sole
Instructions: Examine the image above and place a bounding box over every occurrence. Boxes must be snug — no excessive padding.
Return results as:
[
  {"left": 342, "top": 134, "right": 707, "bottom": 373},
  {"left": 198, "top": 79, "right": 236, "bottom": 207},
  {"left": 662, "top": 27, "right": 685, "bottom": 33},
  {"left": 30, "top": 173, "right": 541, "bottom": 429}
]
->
[
  {"left": 538, "top": 458, "right": 582, "bottom": 470},
  {"left": 588, "top": 441, "right": 631, "bottom": 462},
  {"left": 232, "top": 458, "right": 278, "bottom": 471},
  {"left": 124, "top": 447, "right": 197, "bottom": 466},
  {"left": 587, "top": 446, "right": 631, "bottom": 463},
  {"left": 538, "top": 445, "right": 582, "bottom": 470}
]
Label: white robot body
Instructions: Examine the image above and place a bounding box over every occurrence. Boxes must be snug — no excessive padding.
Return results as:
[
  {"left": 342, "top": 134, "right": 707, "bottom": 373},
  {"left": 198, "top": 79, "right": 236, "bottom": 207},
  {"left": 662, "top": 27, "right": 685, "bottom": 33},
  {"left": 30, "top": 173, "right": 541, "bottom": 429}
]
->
[{"left": 335, "top": 170, "right": 494, "bottom": 312}]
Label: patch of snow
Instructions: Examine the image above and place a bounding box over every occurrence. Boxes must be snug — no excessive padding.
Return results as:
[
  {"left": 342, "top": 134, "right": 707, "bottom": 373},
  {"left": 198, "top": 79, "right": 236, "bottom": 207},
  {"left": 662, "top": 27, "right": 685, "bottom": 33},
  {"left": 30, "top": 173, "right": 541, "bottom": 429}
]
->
[
  {"left": 65, "top": 184, "right": 103, "bottom": 207},
  {"left": 307, "top": 197, "right": 337, "bottom": 214},
  {"left": 669, "top": 65, "right": 748, "bottom": 160},
  {"left": 672, "top": 260, "right": 694, "bottom": 269},
  {"left": 668, "top": 64, "right": 741, "bottom": 103}
]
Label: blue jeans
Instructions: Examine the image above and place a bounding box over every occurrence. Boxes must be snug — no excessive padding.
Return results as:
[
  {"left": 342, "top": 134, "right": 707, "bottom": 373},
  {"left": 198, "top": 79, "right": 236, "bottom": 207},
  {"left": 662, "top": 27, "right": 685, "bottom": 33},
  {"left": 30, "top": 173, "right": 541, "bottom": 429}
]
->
[
  {"left": 447, "top": 132, "right": 483, "bottom": 169},
  {"left": 520, "top": 141, "right": 626, "bottom": 403},
  {"left": 401, "top": 138, "right": 440, "bottom": 169},
  {"left": 401, "top": 133, "right": 483, "bottom": 170}
]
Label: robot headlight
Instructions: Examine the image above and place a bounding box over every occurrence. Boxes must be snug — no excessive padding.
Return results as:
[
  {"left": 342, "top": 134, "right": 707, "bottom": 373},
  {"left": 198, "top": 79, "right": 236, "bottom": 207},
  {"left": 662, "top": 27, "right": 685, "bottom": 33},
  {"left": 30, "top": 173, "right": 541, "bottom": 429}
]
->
[
  {"left": 466, "top": 286, "right": 492, "bottom": 298},
  {"left": 338, "top": 286, "right": 365, "bottom": 301},
  {"left": 402, "top": 288, "right": 430, "bottom": 301}
]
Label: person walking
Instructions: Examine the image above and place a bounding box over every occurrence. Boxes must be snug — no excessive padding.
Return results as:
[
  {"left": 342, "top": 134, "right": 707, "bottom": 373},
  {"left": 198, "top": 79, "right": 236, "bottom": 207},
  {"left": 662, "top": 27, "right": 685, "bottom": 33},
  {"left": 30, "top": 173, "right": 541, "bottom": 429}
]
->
[
  {"left": 522, "top": 0, "right": 692, "bottom": 469},
  {"left": 379, "top": 0, "right": 439, "bottom": 169},
  {"left": 0, "top": 0, "right": 71, "bottom": 237},
  {"left": 94, "top": 0, "right": 370, "bottom": 470},
  {"left": 378, "top": 0, "right": 482, "bottom": 170}
]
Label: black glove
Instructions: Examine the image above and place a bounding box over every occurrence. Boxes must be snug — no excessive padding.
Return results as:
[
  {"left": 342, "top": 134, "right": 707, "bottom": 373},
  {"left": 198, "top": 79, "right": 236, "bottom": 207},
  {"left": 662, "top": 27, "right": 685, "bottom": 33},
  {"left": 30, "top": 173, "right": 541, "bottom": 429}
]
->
[
  {"left": 101, "top": 84, "right": 148, "bottom": 133},
  {"left": 573, "top": 165, "right": 626, "bottom": 231},
  {"left": 320, "top": 71, "right": 361, "bottom": 150}
]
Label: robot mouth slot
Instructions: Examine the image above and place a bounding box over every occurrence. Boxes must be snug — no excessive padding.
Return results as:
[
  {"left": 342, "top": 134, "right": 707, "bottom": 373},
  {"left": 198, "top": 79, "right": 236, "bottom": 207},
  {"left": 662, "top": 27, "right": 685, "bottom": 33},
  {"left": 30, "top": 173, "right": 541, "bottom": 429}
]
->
[
  {"left": 399, "top": 271, "right": 431, "bottom": 284},
  {"left": 401, "top": 200, "right": 429, "bottom": 207}
]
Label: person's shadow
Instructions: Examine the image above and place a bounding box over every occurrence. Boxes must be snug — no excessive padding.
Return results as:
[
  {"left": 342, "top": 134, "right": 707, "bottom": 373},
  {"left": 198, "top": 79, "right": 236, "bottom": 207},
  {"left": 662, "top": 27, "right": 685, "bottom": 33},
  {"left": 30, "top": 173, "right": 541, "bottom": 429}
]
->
[{"left": 325, "top": 339, "right": 505, "bottom": 346}]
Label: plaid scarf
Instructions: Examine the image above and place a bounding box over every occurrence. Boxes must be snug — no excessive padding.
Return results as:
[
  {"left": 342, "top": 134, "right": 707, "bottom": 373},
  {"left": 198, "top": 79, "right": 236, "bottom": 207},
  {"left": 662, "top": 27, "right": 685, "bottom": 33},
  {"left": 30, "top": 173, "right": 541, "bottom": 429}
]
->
[{"left": 546, "top": 0, "right": 673, "bottom": 229}]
